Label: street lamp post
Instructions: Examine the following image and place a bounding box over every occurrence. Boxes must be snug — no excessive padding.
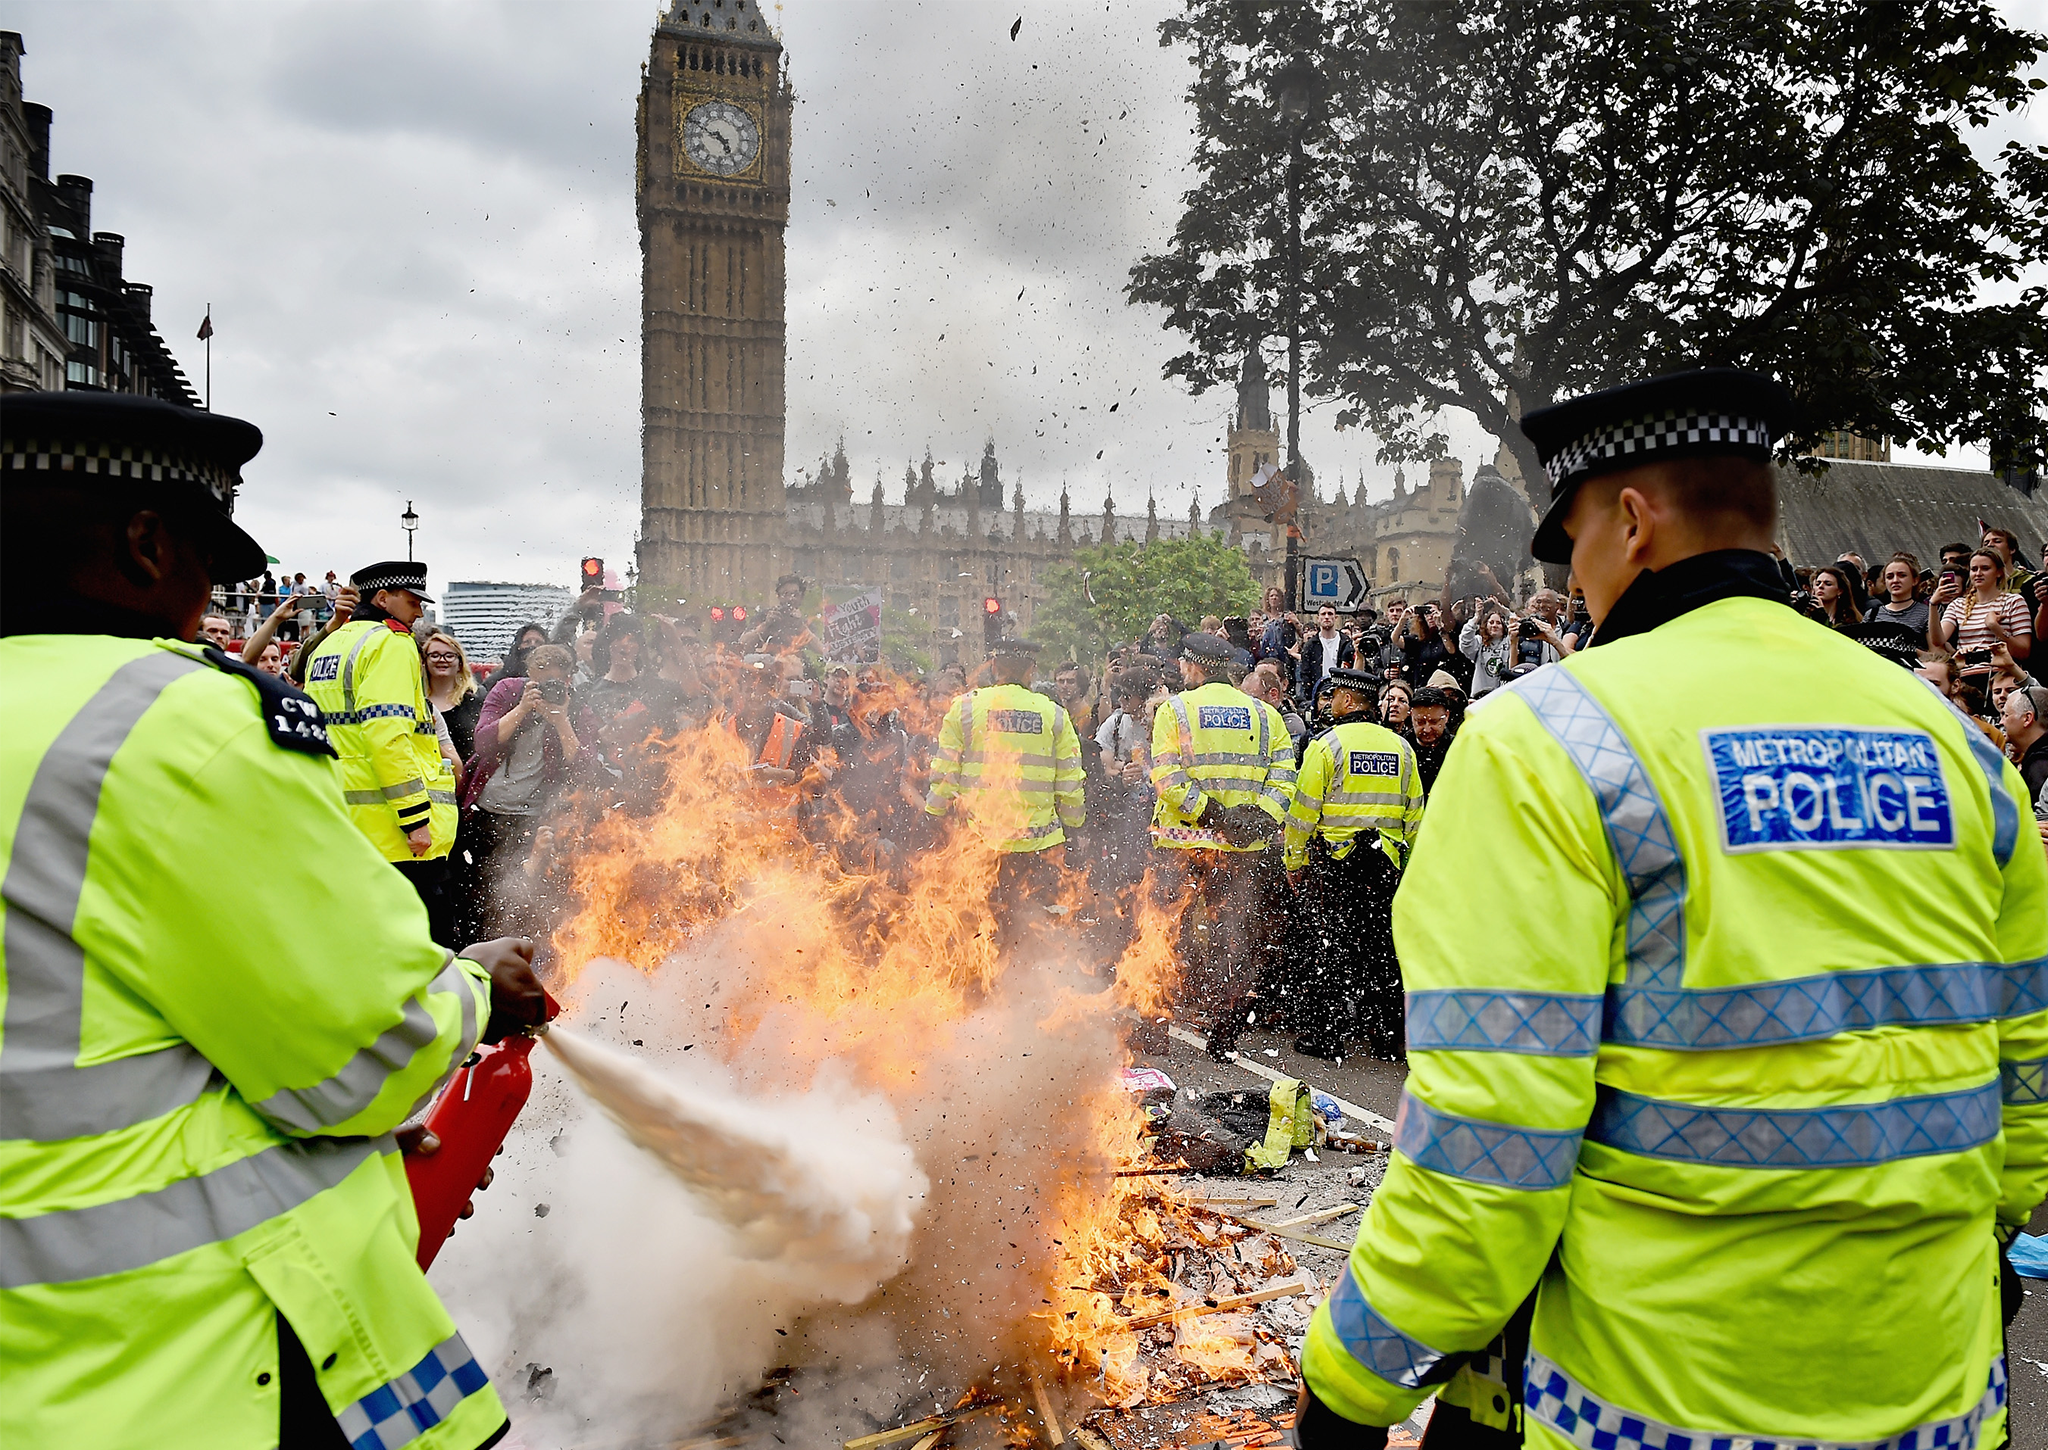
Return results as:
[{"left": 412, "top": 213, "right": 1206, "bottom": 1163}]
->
[
  {"left": 1275, "top": 57, "right": 1320, "bottom": 611},
  {"left": 400, "top": 500, "right": 419, "bottom": 562}
]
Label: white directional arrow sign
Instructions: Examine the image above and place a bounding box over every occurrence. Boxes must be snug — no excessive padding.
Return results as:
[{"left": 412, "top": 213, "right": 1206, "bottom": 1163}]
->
[{"left": 1300, "top": 557, "right": 1370, "bottom": 611}]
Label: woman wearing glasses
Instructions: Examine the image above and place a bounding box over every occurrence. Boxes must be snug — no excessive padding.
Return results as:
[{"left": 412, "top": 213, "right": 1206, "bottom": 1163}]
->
[{"left": 422, "top": 630, "right": 483, "bottom": 764}]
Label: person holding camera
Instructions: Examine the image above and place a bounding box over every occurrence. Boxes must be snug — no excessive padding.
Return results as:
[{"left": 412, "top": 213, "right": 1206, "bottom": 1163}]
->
[
  {"left": 1934, "top": 547, "right": 2033, "bottom": 695},
  {"left": 457, "top": 643, "right": 595, "bottom": 941},
  {"left": 739, "top": 573, "right": 818, "bottom": 655}
]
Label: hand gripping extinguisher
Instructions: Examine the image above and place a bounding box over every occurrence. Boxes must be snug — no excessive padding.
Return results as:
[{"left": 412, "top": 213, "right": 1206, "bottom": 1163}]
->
[{"left": 407, "top": 991, "right": 560, "bottom": 1271}]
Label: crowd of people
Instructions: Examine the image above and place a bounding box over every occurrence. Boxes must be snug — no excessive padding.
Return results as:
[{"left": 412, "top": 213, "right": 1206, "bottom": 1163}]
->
[{"left": 274, "top": 522, "right": 2045, "bottom": 1075}]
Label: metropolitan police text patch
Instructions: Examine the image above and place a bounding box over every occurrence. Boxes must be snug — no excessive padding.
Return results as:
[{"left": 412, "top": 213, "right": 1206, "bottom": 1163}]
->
[
  {"left": 1703, "top": 727, "right": 1951, "bottom": 851},
  {"left": 990, "top": 709, "right": 1044, "bottom": 734},
  {"left": 1349, "top": 751, "right": 1401, "bottom": 777},
  {"left": 309, "top": 654, "right": 340, "bottom": 683},
  {"left": 1198, "top": 705, "right": 1253, "bottom": 732}
]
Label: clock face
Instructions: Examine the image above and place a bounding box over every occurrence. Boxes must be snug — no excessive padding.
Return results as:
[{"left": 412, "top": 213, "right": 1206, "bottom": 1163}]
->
[{"left": 682, "top": 101, "right": 761, "bottom": 178}]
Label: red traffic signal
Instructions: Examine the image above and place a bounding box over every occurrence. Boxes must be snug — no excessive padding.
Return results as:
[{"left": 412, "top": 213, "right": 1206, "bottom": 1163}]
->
[
  {"left": 709, "top": 606, "right": 726, "bottom": 622},
  {"left": 983, "top": 596, "right": 1002, "bottom": 615},
  {"left": 580, "top": 556, "right": 604, "bottom": 588},
  {"left": 731, "top": 605, "right": 748, "bottom": 622}
]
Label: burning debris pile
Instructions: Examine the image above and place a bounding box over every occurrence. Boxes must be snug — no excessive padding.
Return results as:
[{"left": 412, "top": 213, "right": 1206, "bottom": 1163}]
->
[{"left": 429, "top": 725, "right": 1337, "bottom": 1447}]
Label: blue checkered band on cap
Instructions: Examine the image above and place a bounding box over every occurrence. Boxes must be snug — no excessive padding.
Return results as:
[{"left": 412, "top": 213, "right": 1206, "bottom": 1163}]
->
[
  {"left": 1545, "top": 410, "right": 1774, "bottom": 488},
  {"left": 1, "top": 436, "right": 239, "bottom": 507}
]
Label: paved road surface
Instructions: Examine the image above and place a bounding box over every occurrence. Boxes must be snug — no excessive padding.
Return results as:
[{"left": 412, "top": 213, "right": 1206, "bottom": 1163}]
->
[{"left": 1139, "top": 1023, "right": 2048, "bottom": 1447}]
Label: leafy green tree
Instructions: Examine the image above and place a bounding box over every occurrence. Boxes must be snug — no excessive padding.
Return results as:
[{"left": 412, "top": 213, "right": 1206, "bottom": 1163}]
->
[
  {"left": 1130, "top": 0, "right": 2048, "bottom": 486},
  {"left": 1035, "top": 534, "right": 1262, "bottom": 660}
]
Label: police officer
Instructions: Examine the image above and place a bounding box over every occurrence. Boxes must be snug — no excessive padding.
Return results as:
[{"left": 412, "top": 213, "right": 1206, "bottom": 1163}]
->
[
  {"left": 1297, "top": 369, "right": 2048, "bottom": 1447},
  {"left": 1150, "top": 630, "right": 1297, "bottom": 1059},
  {"left": 923, "top": 638, "right": 1085, "bottom": 949},
  {"left": 1279, "top": 666, "right": 1423, "bottom": 1062},
  {"left": 304, "top": 559, "right": 459, "bottom": 942},
  {"left": 0, "top": 390, "right": 545, "bottom": 1449}
]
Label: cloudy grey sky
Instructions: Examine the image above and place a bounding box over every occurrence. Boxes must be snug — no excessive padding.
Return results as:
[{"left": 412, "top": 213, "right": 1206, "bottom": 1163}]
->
[{"left": 12, "top": 2, "right": 2044, "bottom": 589}]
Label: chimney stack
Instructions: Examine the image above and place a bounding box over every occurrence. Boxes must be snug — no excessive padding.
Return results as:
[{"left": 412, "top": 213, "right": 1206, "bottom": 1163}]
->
[
  {"left": 55, "top": 173, "right": 92, "bottom": 233},
  {"left": 93, "top": 232, "right": 124, "bottom": 280},
  {"left": 23, "top": 102, "right": 50, "bottom": 180}
]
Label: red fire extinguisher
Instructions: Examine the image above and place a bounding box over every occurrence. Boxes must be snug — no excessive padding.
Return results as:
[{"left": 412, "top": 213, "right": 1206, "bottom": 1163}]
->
[{"left": 407, "top": 993, "right": 559, "bottom": 1271}]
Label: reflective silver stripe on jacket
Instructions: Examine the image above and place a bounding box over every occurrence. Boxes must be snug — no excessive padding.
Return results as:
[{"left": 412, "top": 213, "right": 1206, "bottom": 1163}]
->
[
  {"left": 1326, "top": 1260, "right": 1449, "bottom": 1390},
  {"left": 1525, "top": 1349, "right": 2004, "bottom": 1450},
  {"left": 1, "top": 651, "right": 220, "bottom": 1142},
  {"left": 1586, "top": 1080, "right": 2001, "bottom": 1168},
  {"left": 1394, "top": 1088, "right": 1582, "bottom": 1190},
  {"left": 0, "top": 1134, "right": 385, "bottom": 1289},
  {"left": 253, "top": 957, "right": 479, "bottom": 1134},
  {"left": 1933, "top": 688, "right": 2022, "bottom": 870},
  {"left": 1510, "top": 667, "right": 1687, "bottom": 990},
  {"left": 338, "top": 625, "right": 377, "bottom": 717}
]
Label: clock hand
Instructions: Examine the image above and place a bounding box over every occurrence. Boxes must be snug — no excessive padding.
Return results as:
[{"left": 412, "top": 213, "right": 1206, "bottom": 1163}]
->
[{"left": 713, "top": 129, "right": 733, "bottom": 155}]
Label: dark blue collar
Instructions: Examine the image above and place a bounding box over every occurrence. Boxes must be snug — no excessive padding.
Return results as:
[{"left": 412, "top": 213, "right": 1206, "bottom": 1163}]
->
[{"left": 1591, "top": 549, "right": 1791, "bottom": 648}]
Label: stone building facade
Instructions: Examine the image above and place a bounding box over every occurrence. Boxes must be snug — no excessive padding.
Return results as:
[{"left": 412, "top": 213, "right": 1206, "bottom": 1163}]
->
[
  {"left": 1209, "top": 349, "right": 1486, "bottom": 609},
  {"left": 0, "top": 32, "right": 197, "bottom": 402}
]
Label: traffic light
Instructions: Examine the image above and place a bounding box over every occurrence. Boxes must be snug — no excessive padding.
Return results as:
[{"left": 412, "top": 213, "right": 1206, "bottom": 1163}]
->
[
  {"left": 983, "top": 596, "right": 1002, "bottom": 650},
  {"left": 579, "top": 556, "right": 604, "bottom": 591},
  {"left": 707, "top": 603, "right": 749, "bottom": 645}
]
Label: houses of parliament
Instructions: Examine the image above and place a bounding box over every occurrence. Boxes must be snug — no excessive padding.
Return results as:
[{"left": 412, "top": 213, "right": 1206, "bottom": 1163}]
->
[{"left": 634, "top": 1, "right": 1474, "bottom": 647}]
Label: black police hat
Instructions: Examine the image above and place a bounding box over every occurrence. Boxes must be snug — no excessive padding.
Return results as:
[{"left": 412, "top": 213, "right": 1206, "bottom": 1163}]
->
[
  {"left": 1324, "top": 667, "right": 1379, "bottom": 694},
  {"left": 990, "top": 637, "right": 1041, "bottom": 658},
  {"left": 350, "top": 560, "right": 434, "bottom": 603},
  {"left": 1180, "top": 631, "right": 1234, "bottom": 665},
  {"left": 0, "top": 390, "right": 266, "bottom": 582},
  {"left": 1519, "top": 368, "right": 1797, "bottom": 566},
  {"left": 1846, "top": 619, "right": 1920, "bottom": 670}
]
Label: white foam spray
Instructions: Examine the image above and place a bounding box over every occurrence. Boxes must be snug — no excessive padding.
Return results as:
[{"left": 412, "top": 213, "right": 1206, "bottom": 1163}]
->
[{"left": 540, "top": 1025, "right": 926, "bottom": 1299}]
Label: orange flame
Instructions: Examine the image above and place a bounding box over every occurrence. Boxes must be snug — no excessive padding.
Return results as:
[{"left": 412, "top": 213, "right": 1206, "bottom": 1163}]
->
[{"left": 542, "top": 667, "right": 1244, "bottom": 1408}]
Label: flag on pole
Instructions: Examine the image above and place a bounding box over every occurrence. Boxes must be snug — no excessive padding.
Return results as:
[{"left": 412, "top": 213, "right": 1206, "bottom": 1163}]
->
[{"left": 196, "top": 313, "right": 213, "bottom": 341}]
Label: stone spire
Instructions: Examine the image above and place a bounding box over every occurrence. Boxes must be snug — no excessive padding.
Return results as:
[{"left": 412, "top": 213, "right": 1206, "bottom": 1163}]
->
[
  {"left": 1146, "top": 493, "right": 1159, "bottom": 545},
  {"left": 1189, "top": 492, "right": 1202, "bottom": 526},
  {"left": 831, "top": 436, "right": 852, "bottom": 502},
  {"left": 870, "top": 473, "right": 885, "bottom": 534},
  {"left": 1101, "top": 489, "right": 1117, "bottom": 545},
  {"left": 1236, "top": 346, "right": 1273, "bottom": 433},
  {"left": 1058, "top": 483, "right": 1072, "bottom": 545}
]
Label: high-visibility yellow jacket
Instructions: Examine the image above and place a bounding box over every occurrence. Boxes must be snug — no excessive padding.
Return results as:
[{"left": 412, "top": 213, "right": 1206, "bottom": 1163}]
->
[
  {"left": 304, "top": 618, "right": 456, "bottom": 862},
  {"left": 1148, "top": 682, "right": 1296, "bottom": 851},
  {"left": 1301, "top": 595, "right": 2048, "bottom": 1445},
  {"left": 1283, "top": 717, "right": 1424, "bottom": 872},
  {"left": 0, "top": 634, "right": 504, "bottom": 1450},
  {"left": 923, "top": 683, "right": 1084, "bottom": 851}
]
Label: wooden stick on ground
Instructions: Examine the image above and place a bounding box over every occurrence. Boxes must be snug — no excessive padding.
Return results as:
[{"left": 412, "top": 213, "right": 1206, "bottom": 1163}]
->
[
  {"left": 1121, "top": 1274, "right": 1316, "bottom": 1331},
  {"left": 1201, "top": 1205, "right": 1355, "bottom": 1252},
  {"left": 844, "top": 1403, "right": 1001, "bottom": 1450},
  {"left": 1266, "top": 1202, "right": 1359, "bottom": 1229},
  {"left": 908, "top": 1435, "right": 941, "bottom": 1450},
  {"left": 1029, "top": 1364, "right": 1066, "bottom": 1447}
]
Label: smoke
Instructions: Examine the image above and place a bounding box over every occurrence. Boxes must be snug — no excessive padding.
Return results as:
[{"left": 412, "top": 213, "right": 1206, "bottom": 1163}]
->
[
  {"left": 431, "top": 886, "right": 1131, "bottom": 1445},
  {"left": 542, "top": 1027, "right": 926, "bottom": 1298}
]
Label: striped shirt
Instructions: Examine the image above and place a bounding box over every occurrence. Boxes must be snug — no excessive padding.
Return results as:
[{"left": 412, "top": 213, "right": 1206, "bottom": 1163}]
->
[{"left": 1942, "top": 591, "right": 2032, "bottom": 667}]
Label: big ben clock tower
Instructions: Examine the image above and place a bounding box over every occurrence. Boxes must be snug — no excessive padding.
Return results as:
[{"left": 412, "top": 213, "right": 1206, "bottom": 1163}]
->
[{"left": 637, "top": 0, "right": 791, "bottom": 606}]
